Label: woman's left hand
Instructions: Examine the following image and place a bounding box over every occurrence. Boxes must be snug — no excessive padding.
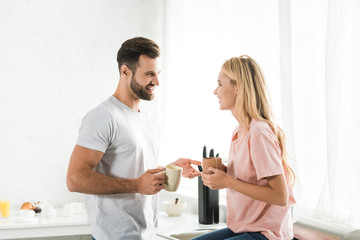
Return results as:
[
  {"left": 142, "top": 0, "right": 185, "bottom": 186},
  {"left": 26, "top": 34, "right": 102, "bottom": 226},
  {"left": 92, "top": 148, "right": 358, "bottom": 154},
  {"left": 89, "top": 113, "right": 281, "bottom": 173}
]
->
[
  {"left": 173, "top": 158, "right": 202, "bottom": 179},
  {"left": 202, "top": 167, "right": 231, "bottom": 190}
]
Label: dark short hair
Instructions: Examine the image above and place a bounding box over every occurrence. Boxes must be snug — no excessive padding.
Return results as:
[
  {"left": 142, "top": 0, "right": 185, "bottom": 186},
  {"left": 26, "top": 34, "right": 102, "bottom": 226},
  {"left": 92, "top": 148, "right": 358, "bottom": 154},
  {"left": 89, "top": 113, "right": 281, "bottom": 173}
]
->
[{"left": 117, "top": 37, "right": 160, "bottom": 74}]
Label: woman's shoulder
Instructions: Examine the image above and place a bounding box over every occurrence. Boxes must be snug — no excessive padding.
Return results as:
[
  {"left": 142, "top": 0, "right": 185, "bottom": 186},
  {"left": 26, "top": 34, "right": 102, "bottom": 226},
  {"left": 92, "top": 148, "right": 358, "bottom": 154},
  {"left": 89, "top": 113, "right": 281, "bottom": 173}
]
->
[
  {"left": 248, "top": 119, "right": 275, "bottom": 140},
  {"left": 249, "top": 119, "right": 272, "bottom": 131}
]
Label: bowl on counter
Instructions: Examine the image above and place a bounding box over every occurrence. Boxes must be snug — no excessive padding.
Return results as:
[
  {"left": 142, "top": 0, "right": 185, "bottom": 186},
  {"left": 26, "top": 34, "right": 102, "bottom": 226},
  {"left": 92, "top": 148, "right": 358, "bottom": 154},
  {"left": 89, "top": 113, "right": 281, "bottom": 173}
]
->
[
  {"left": 162, "top": 200, "right": 187, "bottom": 217},
  {"left": 17, "top": 210, "right": 36, "bottom": 222}
]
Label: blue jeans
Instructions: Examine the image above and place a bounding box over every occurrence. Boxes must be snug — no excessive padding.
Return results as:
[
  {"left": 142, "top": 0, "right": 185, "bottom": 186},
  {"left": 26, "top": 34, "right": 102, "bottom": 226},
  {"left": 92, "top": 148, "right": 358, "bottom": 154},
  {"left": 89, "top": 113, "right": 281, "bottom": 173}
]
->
[{"left": 191, "top": 228, "right": 268, "bottom": 240}]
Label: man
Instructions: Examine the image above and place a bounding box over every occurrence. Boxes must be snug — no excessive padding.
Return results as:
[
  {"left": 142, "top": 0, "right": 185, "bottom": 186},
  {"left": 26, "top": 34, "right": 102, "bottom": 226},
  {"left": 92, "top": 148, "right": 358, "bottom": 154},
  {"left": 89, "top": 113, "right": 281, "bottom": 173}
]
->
[{"left": 66, "top": 37, "right": 200, "bottom": 239}]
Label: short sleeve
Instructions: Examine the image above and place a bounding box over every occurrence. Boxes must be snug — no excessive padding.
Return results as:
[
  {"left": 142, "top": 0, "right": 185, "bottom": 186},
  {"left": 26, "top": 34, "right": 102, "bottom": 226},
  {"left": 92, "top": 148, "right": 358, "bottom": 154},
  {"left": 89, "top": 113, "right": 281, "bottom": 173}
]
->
[
  {"left": 250, "top": 131, "right": 284, "bottom": 180},
  {"left": 76, "top": 108, "right": 115, "bottom": 153}
]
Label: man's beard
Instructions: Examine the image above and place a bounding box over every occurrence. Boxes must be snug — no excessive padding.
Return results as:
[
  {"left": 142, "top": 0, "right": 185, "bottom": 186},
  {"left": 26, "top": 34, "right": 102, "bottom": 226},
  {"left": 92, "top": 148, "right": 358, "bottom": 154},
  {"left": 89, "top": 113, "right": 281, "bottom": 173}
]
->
[{"left": 130, "top": 75, "right": 155, "bottom": 101}]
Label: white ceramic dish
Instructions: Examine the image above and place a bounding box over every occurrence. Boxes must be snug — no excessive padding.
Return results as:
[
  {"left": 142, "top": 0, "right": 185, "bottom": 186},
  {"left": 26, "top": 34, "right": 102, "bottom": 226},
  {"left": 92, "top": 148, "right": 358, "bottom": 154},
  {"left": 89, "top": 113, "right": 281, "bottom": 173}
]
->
[{"left": 162, "top": 201, "right": 187, "bottom": 217}]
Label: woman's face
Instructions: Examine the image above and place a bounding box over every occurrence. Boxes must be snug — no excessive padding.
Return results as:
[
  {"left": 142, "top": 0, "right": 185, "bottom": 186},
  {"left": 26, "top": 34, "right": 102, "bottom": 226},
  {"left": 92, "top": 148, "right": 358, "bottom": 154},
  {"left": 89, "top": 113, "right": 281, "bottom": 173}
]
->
[{"left": 214, "top": 70, "right": 238, "bottom": 111}]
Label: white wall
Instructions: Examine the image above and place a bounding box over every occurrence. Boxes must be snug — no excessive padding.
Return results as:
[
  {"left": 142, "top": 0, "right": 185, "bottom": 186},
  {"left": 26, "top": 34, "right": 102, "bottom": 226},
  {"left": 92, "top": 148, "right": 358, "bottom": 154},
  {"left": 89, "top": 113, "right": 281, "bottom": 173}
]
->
[{"left": 0, "top": 0, "right": 165, "bottom": 207}]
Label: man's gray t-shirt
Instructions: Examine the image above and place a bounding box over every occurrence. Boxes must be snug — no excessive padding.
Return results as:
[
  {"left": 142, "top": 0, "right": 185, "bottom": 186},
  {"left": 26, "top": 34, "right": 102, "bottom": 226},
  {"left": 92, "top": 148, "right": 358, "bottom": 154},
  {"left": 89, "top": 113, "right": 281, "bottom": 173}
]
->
[{"left": 76, "top": 96, "right": 158, "bottom": 240}]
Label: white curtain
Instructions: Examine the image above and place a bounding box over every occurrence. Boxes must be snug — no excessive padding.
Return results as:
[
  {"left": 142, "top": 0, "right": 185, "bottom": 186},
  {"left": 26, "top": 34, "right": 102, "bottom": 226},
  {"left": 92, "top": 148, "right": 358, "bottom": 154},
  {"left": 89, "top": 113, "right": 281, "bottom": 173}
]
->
[{"left": 285, "top": 0, "right": 360, "bottom": 227}]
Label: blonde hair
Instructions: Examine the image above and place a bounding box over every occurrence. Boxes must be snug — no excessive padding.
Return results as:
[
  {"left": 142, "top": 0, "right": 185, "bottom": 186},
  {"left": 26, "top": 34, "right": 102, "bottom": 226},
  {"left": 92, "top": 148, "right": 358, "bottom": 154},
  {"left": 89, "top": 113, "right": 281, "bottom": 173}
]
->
[{"left": 222, "top": 55, "right": 295, "bottom": 186}]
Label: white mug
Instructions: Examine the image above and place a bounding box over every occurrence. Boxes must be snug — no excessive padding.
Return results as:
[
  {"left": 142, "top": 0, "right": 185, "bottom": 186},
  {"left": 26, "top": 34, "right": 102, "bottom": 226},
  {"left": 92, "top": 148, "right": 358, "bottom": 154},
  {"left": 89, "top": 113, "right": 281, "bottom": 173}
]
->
[
  {"left": 70, "top": 202, "right": 84, "bottom": 214},
  {"left": 46, "top": 207, "right": 57, "bottom": 218},
  {"left": 62, "top": 204, "right": 74, "bottom": 217},
  {"left": 164, "top": 165, "right": 183, "bottom": 192}
]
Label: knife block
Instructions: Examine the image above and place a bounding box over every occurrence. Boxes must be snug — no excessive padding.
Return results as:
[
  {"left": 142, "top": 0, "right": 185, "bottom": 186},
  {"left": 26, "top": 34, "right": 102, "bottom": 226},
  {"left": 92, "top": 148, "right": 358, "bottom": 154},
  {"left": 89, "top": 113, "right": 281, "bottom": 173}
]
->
[{"left": 198, "top": 177, "right": 219, "bottom": 224}]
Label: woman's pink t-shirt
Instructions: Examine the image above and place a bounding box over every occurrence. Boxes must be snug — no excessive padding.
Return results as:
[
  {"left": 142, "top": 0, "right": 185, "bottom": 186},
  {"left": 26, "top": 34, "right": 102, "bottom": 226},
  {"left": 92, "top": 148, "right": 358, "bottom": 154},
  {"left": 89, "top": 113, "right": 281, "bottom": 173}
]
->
[{"left": 226, "top": 119, "right": 295, "bottom": 240}]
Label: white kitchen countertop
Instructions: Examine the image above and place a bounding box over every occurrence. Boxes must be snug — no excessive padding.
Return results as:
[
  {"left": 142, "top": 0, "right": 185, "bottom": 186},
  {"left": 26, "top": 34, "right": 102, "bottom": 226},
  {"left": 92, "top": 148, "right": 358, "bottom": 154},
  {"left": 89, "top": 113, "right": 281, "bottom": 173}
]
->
[
  {"left": 0, "top": 209, "right": 90, "bottom": 240},
  {"left": 0, "top": 209, "right": 225, "bottom": 240}
]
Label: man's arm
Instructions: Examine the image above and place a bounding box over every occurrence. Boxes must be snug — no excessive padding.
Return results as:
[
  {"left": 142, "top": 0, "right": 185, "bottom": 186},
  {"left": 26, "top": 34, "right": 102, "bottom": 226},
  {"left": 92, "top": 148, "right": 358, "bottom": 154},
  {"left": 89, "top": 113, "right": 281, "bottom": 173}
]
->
[{"left": 66, "top": 145, "right": 165, "bottom": 195}]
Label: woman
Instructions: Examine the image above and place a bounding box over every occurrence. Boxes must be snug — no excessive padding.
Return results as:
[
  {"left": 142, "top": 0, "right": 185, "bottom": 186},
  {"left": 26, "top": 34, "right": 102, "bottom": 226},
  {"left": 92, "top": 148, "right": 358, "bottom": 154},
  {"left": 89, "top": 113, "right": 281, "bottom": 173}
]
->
[{"left": 193, "top": 56, "right": 295, "bottom": 240}]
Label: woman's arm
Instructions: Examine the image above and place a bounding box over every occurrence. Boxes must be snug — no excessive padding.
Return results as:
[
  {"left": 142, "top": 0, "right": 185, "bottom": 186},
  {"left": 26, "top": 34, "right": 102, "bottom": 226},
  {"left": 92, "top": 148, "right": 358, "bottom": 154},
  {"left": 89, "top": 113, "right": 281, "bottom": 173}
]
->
[
  {"left": 201, "top": 168, "right": 288, "bottom": 206},
  {"left": 170, "top": 158, "right": 202, "bottom": 178}
]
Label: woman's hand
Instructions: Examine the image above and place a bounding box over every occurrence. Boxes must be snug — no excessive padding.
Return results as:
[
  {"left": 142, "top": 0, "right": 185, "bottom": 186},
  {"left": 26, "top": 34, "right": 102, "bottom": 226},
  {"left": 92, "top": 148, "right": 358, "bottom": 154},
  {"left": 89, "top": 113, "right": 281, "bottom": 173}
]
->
[
  {"left": 219, "top": 163, "right": 227, "bottom": 172},
  {"left": 172, "top": 158, "right": 202, "bottom": 179},
  {"left": 201, "top": 167, "right": 232, "bottom": 190}
]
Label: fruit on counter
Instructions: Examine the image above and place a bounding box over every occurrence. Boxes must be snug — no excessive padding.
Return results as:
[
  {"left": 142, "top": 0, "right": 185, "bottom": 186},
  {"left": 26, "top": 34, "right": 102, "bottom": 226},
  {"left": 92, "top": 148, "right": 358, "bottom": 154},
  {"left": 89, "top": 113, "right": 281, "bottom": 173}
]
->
[
  {"left": 20, "top": 201, "right": 42, "bottom": 213},
  {"left": 20, "top": 202, "right": 35, "bottom": 210}
]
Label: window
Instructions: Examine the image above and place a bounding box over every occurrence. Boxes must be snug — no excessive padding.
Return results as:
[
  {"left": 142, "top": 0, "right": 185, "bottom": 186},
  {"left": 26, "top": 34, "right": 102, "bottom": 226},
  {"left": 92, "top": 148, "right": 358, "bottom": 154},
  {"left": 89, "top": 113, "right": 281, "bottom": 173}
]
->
[{"left": 158, "top": 0, "right": 282, "bottom": 199}]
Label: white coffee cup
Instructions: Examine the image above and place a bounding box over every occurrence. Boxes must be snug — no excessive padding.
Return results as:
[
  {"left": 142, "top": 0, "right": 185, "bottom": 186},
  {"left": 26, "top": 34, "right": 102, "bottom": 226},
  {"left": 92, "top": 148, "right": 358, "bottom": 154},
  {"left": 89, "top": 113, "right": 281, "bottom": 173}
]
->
[
  {"left": 62, "top": 204, "right": 74, "bottom": 217},
  {"left": 70, "top": 202, "right": 84, "bottom": 214},
  {"left": 164, "top": 165, "right": 183, "bottom": 192},
  {"left": 46, "top": 207, "right": 57, "bottom": 218}
]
